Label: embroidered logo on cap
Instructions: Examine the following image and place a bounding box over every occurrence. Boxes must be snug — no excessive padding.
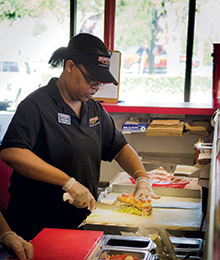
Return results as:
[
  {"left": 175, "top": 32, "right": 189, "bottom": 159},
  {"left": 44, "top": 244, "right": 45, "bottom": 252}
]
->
[
  {"left": 58, "top": 113, "right": 71, "bottom": 125},
  {"left": 98, "top": 56, "right": 110, "bottom": 67},
  {"left": 89, "top": 116, "right": 100, "bottom": 127}
]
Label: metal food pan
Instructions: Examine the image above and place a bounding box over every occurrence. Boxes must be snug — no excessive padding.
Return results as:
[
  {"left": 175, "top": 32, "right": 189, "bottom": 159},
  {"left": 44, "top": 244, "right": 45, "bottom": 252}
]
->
[
  {"left": 103, "top": 235, "right": 156, "bottom": 252},
  {"left": 83, "top": 223, "right": 138, "bottom": 235},
  {"left": 170, "top": 237, "right": 203, "bottom": 253},
  {"left": 175, "top": 255, "right": 202, "bottom": 260},
  {"left": 95, "top": 247, "right": 155, "bottom": 260}
]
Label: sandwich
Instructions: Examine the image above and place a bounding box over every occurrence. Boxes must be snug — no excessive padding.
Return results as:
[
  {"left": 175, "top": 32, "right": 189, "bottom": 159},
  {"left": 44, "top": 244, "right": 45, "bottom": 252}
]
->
[
  {"left": 114, "top": 193, "right": 152, "bottom": 216},
  {"left": 105, "top": 254, "right": 140, "bottom": 260}
]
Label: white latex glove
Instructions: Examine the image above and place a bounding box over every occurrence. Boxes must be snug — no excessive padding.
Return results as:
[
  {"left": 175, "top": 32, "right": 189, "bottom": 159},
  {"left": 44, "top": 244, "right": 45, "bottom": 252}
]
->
[
  {"left": 0, "top": 231, "right": 33, "bottom": 260},
  {"left": 62, "top": 178, "right": 95, "bottom": 211},
  {"left": 134, "top": 177, "right": 161, "bottom": 202}
]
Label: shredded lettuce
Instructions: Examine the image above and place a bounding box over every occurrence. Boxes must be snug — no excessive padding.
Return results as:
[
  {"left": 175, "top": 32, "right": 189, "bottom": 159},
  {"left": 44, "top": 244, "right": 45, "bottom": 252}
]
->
[{"left": 119, "top": 205, "right": 151, "bottom": 216}]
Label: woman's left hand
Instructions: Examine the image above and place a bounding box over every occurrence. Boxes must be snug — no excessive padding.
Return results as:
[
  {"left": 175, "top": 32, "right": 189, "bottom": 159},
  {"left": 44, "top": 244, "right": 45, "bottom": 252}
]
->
[{"left": 134, "top": 177, "right": 161, "bottom": 202}]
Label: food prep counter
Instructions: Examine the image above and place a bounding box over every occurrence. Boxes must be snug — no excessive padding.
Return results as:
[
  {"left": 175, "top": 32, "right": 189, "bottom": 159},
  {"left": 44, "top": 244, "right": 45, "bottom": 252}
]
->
[
  {"left": 28, "top": 165, "right": 208, "bottom": 259},
  {"left": 84, "top": 180, "right": 202, "bottom": 235},
  {"left": 82, "top": 173, "right": 204, "bottom": 259}
]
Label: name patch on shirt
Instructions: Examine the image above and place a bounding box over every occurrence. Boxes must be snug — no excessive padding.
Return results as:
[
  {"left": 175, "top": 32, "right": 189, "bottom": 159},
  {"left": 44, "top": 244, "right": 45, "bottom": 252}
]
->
[
  {"left": 89, "top": 116, "right": 100, "bottom": 127},
  {"left": 58, "top": 113, "right": 71, "bottom": 125}
]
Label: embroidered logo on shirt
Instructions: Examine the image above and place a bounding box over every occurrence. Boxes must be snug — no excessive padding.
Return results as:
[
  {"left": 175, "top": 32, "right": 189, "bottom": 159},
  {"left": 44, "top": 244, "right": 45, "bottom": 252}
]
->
[
  {"left": 58, "top": 113, "right": 71, "bottom": 125},
  {"left": 89, "top": 116, "right": 100, "bottom": 127}
]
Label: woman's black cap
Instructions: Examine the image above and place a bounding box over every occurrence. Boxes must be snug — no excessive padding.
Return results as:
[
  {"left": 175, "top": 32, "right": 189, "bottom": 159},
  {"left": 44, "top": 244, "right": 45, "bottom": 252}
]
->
[{"left": 66, "top": 33, "right": 118, "bottom": 85}]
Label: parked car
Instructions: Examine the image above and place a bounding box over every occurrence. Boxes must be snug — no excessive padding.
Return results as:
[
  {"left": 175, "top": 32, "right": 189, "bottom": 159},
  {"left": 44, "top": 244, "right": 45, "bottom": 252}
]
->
[
  {"left": 122, "top": 46, "right": 199, "bottom": 74},
  {"left": 0, "top": 59, "right": 41, "bottom": 110}
]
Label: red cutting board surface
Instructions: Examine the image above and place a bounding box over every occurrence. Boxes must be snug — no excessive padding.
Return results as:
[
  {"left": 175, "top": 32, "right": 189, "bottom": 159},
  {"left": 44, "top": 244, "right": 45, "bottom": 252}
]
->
[{"left": 31, "top": 228, "right": 104, "bottom": 260}]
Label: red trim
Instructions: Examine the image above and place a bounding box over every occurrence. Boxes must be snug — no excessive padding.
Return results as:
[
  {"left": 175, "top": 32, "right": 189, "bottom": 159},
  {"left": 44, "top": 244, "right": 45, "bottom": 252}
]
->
[
  {"left": 213, "top": 44, "right": 220, "bottom": 109},
  {"left": 102, "top": 103, "right": 215, "bottom": 115},
  {"left": 104, "top": 0, "right": 116, "bottom": 50}
]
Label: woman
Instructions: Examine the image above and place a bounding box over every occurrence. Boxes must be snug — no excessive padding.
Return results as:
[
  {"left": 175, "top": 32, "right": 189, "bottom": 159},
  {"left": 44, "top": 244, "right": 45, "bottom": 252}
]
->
[{"left": 0, "top": 33, "right": 160, "bottom": 241}]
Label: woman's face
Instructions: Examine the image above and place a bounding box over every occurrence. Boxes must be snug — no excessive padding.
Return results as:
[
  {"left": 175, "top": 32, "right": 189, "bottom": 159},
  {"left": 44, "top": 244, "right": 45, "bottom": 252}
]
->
[{"left": 65, "top": 60, "right": 101, "bottom": 102}]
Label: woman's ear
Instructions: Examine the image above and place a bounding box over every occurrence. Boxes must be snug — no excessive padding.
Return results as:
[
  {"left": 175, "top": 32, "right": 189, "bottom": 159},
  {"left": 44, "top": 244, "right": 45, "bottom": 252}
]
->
[{"left": 65, "top": 60, "right": 75, "bottom": 73}]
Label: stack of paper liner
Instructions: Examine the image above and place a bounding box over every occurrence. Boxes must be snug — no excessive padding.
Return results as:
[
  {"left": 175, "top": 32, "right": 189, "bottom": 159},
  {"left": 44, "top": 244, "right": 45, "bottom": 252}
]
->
[
  {"left": 146, "top": 119, "right": 184, "bottom": 137},
  {"left": 184, "top": 121, "right": 211, "bottom": 136}
]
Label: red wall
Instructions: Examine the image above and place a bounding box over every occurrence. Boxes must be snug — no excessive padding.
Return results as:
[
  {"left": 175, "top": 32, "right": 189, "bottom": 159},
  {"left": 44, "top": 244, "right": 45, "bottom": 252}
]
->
[{"left": 0, "top": 158, "right": 12, "bottom": 209}]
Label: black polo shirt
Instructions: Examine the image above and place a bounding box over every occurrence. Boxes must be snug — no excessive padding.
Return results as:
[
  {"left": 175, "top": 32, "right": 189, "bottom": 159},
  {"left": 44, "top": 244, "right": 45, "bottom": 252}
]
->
[
  {"left": 0, "top": 78, "right": 127, "bottom": 239},
  {"left": 1, "top": 77, "right": 127, "bottom": 195}
]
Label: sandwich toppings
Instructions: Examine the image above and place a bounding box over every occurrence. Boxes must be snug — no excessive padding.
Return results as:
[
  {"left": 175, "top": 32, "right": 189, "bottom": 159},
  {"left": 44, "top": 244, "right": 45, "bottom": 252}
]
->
[{"left": 114, "top": 194, "right": 152, "bottom": 216}]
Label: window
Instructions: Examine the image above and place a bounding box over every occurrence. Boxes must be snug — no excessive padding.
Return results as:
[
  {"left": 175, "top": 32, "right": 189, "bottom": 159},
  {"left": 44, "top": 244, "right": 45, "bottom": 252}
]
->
[
  {"left": 115, "top": 0, "right": 189, "bottom": 103},
  {"left": 114, "top": 0, "right": 215, "bottom": 105},
  {"left": 0, "top": 0, "right": 70, "bottom": 111},
  {"left": 0, "top": 0, "right": 217, "bottom": 111},
  {"left": 74, "top": 0, "right": 216, "bottom": 107}
]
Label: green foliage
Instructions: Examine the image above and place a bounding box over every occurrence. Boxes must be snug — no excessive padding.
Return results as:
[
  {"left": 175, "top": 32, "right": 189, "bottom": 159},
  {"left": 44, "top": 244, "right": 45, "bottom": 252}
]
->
[
  {"left": 191, "top": 75, "right": 211, "bottom": 91},
  {"left": 77, "top": 0, "right": 104, "bottom": 14},
  {"left": 120, "top": 74, "right": 211, "bottom": 96},
  {"left": 115, "top": 0, "right": 154, "bottom": 49},
  {"left": 114, "top": 0, "right": 185, "bottom": 52},
  {"left": 0, "top": 0, "right": 69, "bottom": 22}
]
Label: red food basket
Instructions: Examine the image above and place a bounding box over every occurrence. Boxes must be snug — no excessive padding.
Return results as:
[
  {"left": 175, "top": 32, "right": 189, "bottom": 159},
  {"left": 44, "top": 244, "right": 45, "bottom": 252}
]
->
[
  {"left": 152, "top": 182, "right": 190, "bottom": 188},
  {"left": 129, "top": 177, "right": 190, "bottom": 188}
]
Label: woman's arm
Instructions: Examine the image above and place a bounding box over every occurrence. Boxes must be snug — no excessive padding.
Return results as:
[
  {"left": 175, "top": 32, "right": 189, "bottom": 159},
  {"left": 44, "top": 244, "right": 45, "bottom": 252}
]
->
[
  {"left": 0, "top": 147, "right": 95, "bottom": 210},
  {"left": 114, "top": 144, "right": 160, "bottom": 201},
  {"left": 114, "top": 143, "right": 149, "bottom": 179},
  {"left": 1, "top": 147, "right": 70, "bottom": 186},
  {"left": 0, "top": 211, "right": 12, "bottom": 235}
]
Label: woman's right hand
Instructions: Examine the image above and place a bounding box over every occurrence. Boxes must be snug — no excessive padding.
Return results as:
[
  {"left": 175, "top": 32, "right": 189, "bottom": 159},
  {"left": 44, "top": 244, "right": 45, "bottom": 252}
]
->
[
  {"left": 64, "top": 181, "right": 95, "bottom": 211},
  {"left": 1, "top": 232, "right": 33, "bottom": 260}
]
